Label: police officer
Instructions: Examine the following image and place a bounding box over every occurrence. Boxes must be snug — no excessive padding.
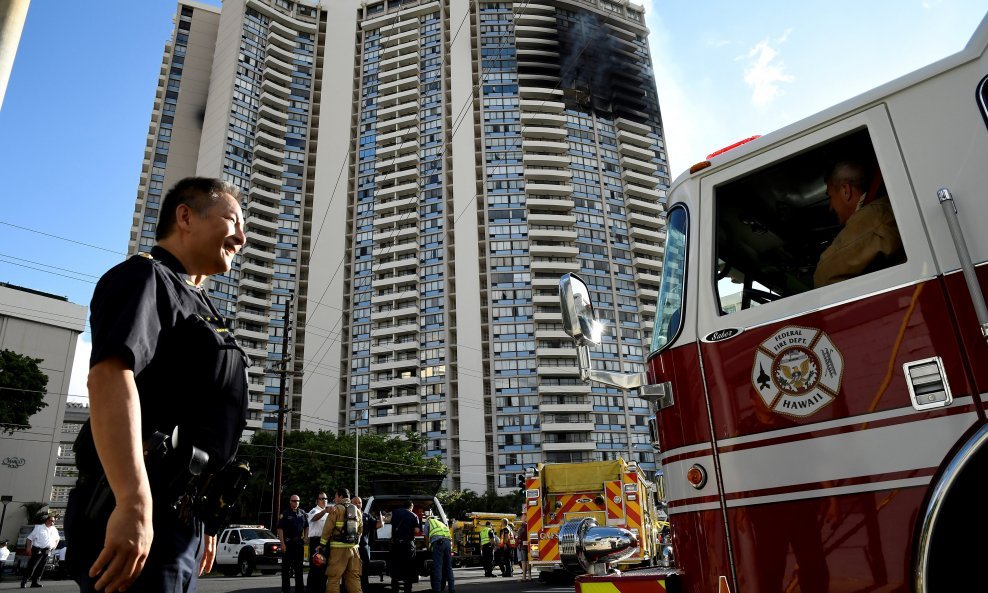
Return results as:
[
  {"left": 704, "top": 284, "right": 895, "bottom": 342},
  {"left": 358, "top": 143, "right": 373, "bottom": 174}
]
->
[
  {"left": 278, "top": 494, "right": 308, "bottom": 593},
  {"left": 64, "top": 177, "right": 248, "bottom": 593},
  {"left": 388, "top": 500, "right": 420, "bottom": 593}
]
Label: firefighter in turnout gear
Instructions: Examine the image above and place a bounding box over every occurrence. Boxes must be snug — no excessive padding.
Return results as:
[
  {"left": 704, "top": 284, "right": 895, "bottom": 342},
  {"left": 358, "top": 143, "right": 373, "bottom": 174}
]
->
[{"left": 320, "top": 488, "right": 363, "bottom": 593}]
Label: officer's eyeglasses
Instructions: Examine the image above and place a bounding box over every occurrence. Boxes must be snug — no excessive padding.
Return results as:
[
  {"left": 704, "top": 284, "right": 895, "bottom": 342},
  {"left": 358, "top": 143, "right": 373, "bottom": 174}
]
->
[
  {"left": 318, "top": 497, "right": 327, "bottom": 500},
  {"left": 290, "top": 499, "right": 300, "bottom": 503}
]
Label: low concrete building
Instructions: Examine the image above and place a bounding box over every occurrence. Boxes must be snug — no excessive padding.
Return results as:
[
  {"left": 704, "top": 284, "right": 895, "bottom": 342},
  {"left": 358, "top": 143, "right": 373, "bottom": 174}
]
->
[{"left": 0, "top": 283, "right": 86, "bottom": 541}]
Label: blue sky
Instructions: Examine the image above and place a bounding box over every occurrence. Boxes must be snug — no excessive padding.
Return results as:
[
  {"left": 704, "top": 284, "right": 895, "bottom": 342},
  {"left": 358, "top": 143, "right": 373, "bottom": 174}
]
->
[{"left": 0, "top": 0, "right": 984, "bottom": 399}]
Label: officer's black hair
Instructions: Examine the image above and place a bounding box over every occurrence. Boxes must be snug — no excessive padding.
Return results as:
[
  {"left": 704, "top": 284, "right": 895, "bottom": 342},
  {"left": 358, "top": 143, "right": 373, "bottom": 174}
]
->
[
  {"left": 155, "top": 177, "right": 241, "bottom": 241},
  {"left": 336, "top": 487, "right": 351, "bottom": 500}
]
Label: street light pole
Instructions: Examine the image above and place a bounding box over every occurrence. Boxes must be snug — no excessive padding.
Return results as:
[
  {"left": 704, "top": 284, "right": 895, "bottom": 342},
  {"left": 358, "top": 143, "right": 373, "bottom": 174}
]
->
[
  {"left": 0, "top": 495, "right": 11, "bottom": 536},
  {"left": 354, "top": 426, "right": 360, "bottom": 497}
]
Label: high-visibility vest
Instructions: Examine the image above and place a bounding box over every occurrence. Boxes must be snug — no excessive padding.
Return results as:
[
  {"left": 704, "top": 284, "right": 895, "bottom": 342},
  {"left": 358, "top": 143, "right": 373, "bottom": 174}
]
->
[
  {"left": 500, "top": 528, "right": 516, "bottom": 548},
  {"left": 428, "top": 517, "right": 450, "bottom": 539},
  {"left": 479, "top": 527, "right": 494, "bottom": 546}
]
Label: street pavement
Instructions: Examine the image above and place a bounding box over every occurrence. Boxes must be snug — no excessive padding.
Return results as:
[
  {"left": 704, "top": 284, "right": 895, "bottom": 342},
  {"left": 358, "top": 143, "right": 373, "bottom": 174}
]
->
[{"left": 0, "top": 566, "right": 574, "bottom": 592}]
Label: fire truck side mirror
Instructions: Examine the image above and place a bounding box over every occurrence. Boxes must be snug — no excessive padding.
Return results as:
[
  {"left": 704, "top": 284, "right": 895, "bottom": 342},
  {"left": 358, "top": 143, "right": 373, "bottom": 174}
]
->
[{"left": 559, "top": 273, "right": 603, "bottom": 347}]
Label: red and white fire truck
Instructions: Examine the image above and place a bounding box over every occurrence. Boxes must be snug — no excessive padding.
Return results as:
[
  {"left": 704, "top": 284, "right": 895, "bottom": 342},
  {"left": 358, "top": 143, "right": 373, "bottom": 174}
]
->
[{"left": 558, "top": 13, "right": 988, "bottom": 593}]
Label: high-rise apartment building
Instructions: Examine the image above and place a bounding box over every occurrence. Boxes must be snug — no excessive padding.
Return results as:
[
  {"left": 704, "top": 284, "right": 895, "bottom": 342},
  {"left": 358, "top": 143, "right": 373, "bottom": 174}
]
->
[{"left": 134, "top": 0, "right": 669, "bottom": 494}]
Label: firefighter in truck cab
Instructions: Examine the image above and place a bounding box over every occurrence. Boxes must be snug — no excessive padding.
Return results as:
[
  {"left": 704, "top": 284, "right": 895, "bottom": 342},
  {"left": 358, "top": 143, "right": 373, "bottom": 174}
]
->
[{"left": 557, "top": 12, "right": 988, "bottom": 593}]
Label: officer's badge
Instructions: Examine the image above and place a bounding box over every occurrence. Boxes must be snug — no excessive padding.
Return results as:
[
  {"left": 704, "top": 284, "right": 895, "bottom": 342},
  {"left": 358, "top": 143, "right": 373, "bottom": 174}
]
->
[{"left": 751, "top": 326, "right": 843, "bottom": 418}]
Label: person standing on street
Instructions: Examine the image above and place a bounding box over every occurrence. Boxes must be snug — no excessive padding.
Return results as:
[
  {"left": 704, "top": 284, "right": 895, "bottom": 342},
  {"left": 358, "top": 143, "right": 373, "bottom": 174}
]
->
[
  {"left": 64, "top": 177, "right": 249, "bottom": 593},
  {"left": 320, "top": 488, "right": 362, "bottom": 593},
  {"left": 517, "top": 521, "right": 531, "bottom": 581},
  {"left": 306, "top": 492, "right": 330, "bottom": 593},
  {"left": 21, "top": 515, "right": 59, "bottom": 588},
  {"left": 351, "top": 496, "right": 381, "bottom": 592},
  {"left": 425, "top": 514, "right": 454, "bottom": 593},
  {"left": 278, "top": 494, "right": 308, "bottom": 593},
  {"left": 480, "top": 521, "right": 496, "bottom": 578},
  {"left": 388, "top": 500, "right": 420, "bottom": 593},
  {"left": 497, "top": 519, "right": 515, "bottom": 577}
]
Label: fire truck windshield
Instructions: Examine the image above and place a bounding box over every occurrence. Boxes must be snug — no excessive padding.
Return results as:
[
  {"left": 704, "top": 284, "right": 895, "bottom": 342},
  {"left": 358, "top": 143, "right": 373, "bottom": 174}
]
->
[{"left": 649, "top": 205, "right": 688, "bottom": 354}]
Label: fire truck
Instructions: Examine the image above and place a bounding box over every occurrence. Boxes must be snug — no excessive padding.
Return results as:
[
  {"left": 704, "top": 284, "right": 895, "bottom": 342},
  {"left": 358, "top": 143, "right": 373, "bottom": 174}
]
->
[
  {"left": 525, "top": 459, "right": 663, "bottom": 579},
  {"left": 452, "top": 511, "right": 517, "bottom": 566},
  {"left": 557, "top": 13, "right": 988, "bottom": 593}
]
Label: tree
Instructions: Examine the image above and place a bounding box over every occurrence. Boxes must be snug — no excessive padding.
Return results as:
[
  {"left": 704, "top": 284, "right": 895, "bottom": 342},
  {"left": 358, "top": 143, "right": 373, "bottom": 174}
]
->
[
  {"left": 232, "top": 428, "right": 446, "bottom": 528},
  {"left": 0, "top": 349, "right": 49, "bottom": 434},
  {"left": 21, "top": 501, "right": 48, "bottom": 524},
  {"left": 439, "top": 489, "right": 525, "bottom": 521}
]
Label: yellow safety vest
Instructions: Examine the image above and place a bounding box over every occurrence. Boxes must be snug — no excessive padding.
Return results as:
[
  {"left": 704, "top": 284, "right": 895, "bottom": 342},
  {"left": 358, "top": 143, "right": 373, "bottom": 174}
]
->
[
  {"left": 428, "top": 517, "right": 450, "bottom": 539},
  {"left": 479, "top": 527, "right": 493, "bottom": 545}
]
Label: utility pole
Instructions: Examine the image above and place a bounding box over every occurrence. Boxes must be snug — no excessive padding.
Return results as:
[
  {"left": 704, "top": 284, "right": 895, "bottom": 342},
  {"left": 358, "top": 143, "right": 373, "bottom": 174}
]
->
[
  {"left": 271, "top": 293, "right": 294, "bottom": 529},
  {"left": 354, "top": 426, "right": 360, "bottom": 497}
]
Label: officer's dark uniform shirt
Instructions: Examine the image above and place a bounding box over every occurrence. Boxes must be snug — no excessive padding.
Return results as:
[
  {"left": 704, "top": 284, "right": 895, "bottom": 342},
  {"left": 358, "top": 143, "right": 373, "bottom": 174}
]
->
[
  {"left": 389, "top": 508, "right": 420, "bottom": 543},
  {"left": 278, "top": 509, "right": 308, "bottom": 542},
  {"left": 78, "top": 245, "right": 248, "bottom": 476}
]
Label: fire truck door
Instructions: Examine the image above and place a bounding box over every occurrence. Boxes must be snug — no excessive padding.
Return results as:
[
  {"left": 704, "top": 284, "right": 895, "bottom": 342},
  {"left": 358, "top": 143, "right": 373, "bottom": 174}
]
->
[{"left": 692, "top": 107, "right": 980, "bottom": 592}]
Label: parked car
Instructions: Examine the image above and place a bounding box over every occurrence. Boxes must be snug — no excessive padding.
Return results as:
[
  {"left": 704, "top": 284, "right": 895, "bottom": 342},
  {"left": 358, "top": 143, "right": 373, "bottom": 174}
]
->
[{"left": 212, "top": 525, "right": 282, "bottom": 577}]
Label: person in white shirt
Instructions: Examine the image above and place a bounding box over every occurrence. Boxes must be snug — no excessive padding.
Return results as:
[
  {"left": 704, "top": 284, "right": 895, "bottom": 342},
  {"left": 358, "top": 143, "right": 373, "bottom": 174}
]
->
[
  {"left": 306, "top": 492, "right": 330, "bottom": 593},
  {"left": 1, "top": 539, "right": 11, "bottom": 580},
  {"left": 22, "top": 515, "right": 59, "bottom": 588}
]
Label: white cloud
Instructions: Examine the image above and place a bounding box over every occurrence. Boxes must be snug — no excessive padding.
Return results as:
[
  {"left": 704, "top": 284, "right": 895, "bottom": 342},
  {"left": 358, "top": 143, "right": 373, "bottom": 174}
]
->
[
  {"left": 68, "top": 336, "right": 91, "bottom": 401},
  {"left": 742, "top": 29, "right": 794, "bottom": 107}
]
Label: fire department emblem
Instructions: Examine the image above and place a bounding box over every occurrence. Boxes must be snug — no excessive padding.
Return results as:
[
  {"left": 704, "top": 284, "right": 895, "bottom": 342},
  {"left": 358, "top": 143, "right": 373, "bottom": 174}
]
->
[{"left": 751, "top": 326, "right": 843, "bottom": 418}]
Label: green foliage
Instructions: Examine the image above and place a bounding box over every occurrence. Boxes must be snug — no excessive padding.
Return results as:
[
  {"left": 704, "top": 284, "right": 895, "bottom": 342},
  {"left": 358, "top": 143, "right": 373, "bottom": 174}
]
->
[
  {"left": 0, "top": 349, "right": 49, "bottom": 434},
  {"left": 438, "top": 489, "right": 524, "bottom": 521},
  {"left": 21, "top": 502, "right": 48, "bottom": 524},
  {"left": 232, "top": 428, "right": 446, "bottom": 528}
]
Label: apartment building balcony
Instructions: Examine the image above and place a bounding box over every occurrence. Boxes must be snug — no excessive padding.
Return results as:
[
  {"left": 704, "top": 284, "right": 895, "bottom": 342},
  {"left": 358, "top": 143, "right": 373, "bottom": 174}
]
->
[
  {"left": 266, "top": 25, "right": 294, "bottom": 52},
  {"left": 641, "top": 302, "right": 657, "bottom": 315},
  {"left": 639, "top": 271, "right": 662, "bottom": 285},
  {"left": 376, "top": 138, "right": 417, "bottom": 160},
  {"left": 516, "top": 49, "right": 561, "bottom": 65},
  {"left": 370, "top": 392, "right": 418, "bottom": 407},
  {"left": 374, "top": 224, "right": 418, "bottom": 242},
  {"left": 533, "top": 309, "right": 561, "bottom": 322},
  {"left": 537, "top": 363, "right": 579, "bottom": 377},
  {"left": 522, "top": 138, "right": 568, "bottom": 153},
  {"left": 372, "top": 288, "right": 418, "bottom": 304},
  {"left": 246, "top": 213, "right": 278, "bottom": 232},
  {"left": 240, "top": 275, "right": 273, "bottom": 292},
  {"left": 524, "top": 167, "right": 570, "bottom": 183},
  {"left": 375, "top": 256, "right": 418, "bottom": 273},
  {"left": 370, "top": 410, "right": 419, "bottom": 426},
  {"left": 525, "top": 182, "right": 572, "bottom": 197},
  {"left": 266, "top": 40, "right": 294, "bottom": 65},
  {"left": 241, "top": 344, "right": 268, "bottom": 359},
  {"left": 254, "top": 156, "right": 282, "bottom": 176},
  {"left": 258, "top": 103, "right": 288, "bottom": 125},
  {"left": 370, "top": 374, "right": 419, "bottom": 389},
  {"left": 541, "top": 419, "right": 594, "bottom": 432},
  {"left": 620, "top": 153, "right": 657, "bottom": 174},
  {"left": 542, "top": 440, "right": 594, "bottom": 452},
  {"left": 617, "top": 129, "right": 654, "bottom": 148},
  {"left": 515, "top": 36, "right": 557, "bottom": 51},
  {"left": 527, "top": 195, "right": 574, "bottom": 211},
  {"left": 370, "top": 319, "right": 418, "bottom": 337},
  {"left": 239, "top": 292, "right": 270, "bottom": 308},
  {"left": 528, "top": 226, "right": 577, "bottom": 240},
  {"left": 531, "top": 259, "right": 579, "bottom": 273},
  {"left": 249, "top": 183, "right": 281, "bottom": 202},
  {"left": 370, "top": 357, "right": 418, "bottom": 373},
  {"left": 251, "top": 172, "right": 281, "bottom": 195},
  {"left": 528, "top": 212, "right": 574, "bottom": 225},
  {"left": 629, "top": 210, "right": 658, "bottom": 228},
  {"left": 521, "top": 126, "right": 566, "bottom": 141},
  {"left": 236, "top": 308, "right": 269, "bottom": 324},
  {"left": 376, "top": 87, "right": 418, "bottom": 109},
  {"left": 378, "top": 100, "right": 419, "bottom": 122},
  {"left": 519, "top": 98, "right": 564, "bottom": 114},
  {"left": 381, "top": 39, "right": 418, "bottom": 60},
  {"left": 381, "top": 27, "right": 417, "bottom": 48},
  {"left": 241, "top": 244, "right": 276, "bottom": 262},
  {"left": 513, "top": 12, "right": 555, "bottom": 26},
  {"left": 379, "top": 62, "right": 418, "bottom": 84},
  {"left": 236, "top": 327, "right": 269, "bottom": 342},
  {"left": 540, "top": 401, "right": 592, "bottom": 414},
  {"left": 254, "top": 142, "right": 285, "bottom": 162},
  {"left": 377, "top": 124, "right": 418, "bottom": 146},
  {"left": 538, "top": 383, "right": 591, "bottom": 394},
  {"left": 374, "top": 210, "right": 418, "bottom": 228},
  {"left": 371, "top": 270, "right": 417, "bottom": 289},
  {"left": 629, "top": 224, "right": 664, "bottom": 242},
  {"left": 624, "top": 169, "right": 658, "bottom": 188},
  {"left": 536, "top": 346, "right": 577, "bottom": 358},
  {"left": 372, "top": 239, "right": 418, "bottom": 257},
  {"left": 241, "top": 260, "right": 274, "bottom": 277},
  {"left": 521, "top": 111, "right": 566, "bottom": 127},
  {"left": 631, "top": 239, "right": 663, "bottom": 257},
  {"left": 257, "top": 115, "right": 288, "bottom": 137},
  {"left": 515, "top": 1, "right": 554, "bottom": 16},
  {"left": 371, "top": 339, "right": 418, "bottom": 355},
  {"left": 378, "top": 73, "right": 419, "bottom": 95},
  {"left": 523, "top": 153, "right": 568, "bottom": 167},
  {"left": 618, "top": 139, "right": 654, "bottom": 160},
  {"left": 375, "top": 166, "right": 418, "bottom": 186},
  {"left": 634, "top": 256, "right": 663, "bottom": 271},
  {"left": 625, "top": 184, "right": 662, "bottom": 202},
  {"left": 255, "top": 129, "right": 286, "bottom": 150},
  {"left": 627, "top": 197, "right": 661, "bottom": 216},
  {"left": 379, "top": 50, "right": 418, "bottom": 73},
  {"left": 637, "top": 285, "right": 659, "bottom": 300},
  {"left": 529, "top": 242, "right": 578, "bottom": 257},
  {"left": 376, "top": 151, "right": 418, "bottom": 171},
  {"left": 535, "top": 328, "right": 570, "bottom": 340},
  {"left": 376, "top": 180, "right": 418, "bottom": 200}
]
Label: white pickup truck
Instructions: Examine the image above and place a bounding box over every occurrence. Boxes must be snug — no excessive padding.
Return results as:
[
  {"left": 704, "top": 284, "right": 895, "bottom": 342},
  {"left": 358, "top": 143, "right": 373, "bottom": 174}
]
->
[{"left": 212, "top": 525, "right": 282, "bottom": 577}]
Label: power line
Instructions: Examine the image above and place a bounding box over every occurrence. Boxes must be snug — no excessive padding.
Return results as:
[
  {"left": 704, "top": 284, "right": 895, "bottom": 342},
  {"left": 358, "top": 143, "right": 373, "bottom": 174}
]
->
[{"left": 0, "top": 221, "right": 127, "bottom": 256}]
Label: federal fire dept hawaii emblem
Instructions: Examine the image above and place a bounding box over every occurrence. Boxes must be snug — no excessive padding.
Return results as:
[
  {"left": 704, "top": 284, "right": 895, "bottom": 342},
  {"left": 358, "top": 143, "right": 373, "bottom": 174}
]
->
[{"left": 751, "top": 326, "right": 843, "bottom": 418}]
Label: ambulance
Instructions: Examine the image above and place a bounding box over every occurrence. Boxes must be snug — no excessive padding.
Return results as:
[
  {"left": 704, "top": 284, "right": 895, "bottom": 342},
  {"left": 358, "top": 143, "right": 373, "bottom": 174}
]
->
[
  {"left": 558, "top": 13, "right": 988, "bottom": 593},
  {"left": 524, "top": 459, "right": 663, "bottom": 578}
]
